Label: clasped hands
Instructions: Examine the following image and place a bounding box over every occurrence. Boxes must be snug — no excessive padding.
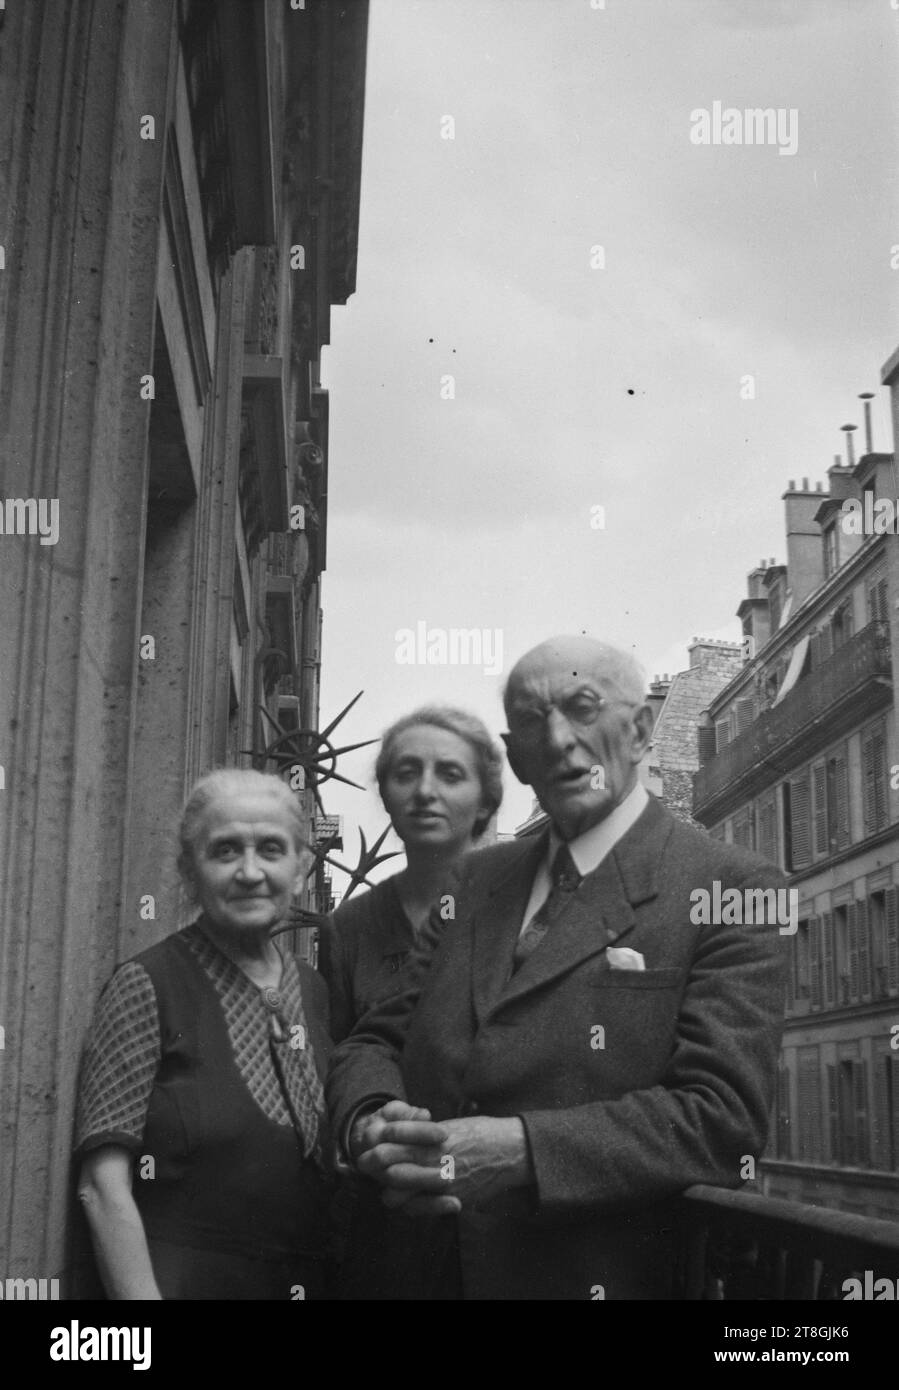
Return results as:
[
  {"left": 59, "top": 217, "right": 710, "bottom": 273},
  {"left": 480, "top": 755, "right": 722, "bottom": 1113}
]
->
[{"left": 348, "top": 1100, "right": 531, "bottom": 1217}]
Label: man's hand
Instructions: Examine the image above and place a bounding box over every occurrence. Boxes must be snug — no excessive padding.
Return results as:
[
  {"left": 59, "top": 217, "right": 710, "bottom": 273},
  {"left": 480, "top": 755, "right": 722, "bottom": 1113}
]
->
[
  {"left": 358, "top": 1114, "right": 533, "bottom": 1215},
  {"left": 350, "top": 1100, "right": 462, "bottom": 1216}
]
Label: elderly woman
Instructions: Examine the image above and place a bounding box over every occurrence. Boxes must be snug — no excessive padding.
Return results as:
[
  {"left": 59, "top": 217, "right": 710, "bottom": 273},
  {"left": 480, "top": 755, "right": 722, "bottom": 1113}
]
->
[
  {"left": 318, "top": 705, "right": 504, "bottom": 1042},
  {"left": 74, "top": 769, "right": 333, "bottom": 1300}
]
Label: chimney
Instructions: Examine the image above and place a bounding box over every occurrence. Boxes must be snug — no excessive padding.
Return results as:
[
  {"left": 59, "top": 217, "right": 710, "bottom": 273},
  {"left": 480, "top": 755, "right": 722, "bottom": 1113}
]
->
[
  {"left": 783, "top": 478, "right": 825, "bottom": 608},
  {"left": 841, "top": 423, "right": 857, "bottom": 468},
  {"left": 646, "top": 673, "right": 670, "bottom": 725},
  {"left": 859, "top": 393, "right": 875, "bottom": 455}
]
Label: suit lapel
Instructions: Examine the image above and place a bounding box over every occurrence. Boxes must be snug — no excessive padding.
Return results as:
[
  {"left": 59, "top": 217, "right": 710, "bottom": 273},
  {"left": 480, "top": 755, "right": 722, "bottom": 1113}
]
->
[
  {"left": 487, "top": 796, "right": 674, "bottom": 1013},
  {"left": 471, "top": 832, "right": 548, "bottom": 1023}
]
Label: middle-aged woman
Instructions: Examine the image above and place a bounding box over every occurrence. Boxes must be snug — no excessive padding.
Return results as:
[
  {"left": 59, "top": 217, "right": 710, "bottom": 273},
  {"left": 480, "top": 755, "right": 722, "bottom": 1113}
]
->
[
  {"left": 74, "top": 768, "right": 334, "bottom": 1300},
  {"left": 318, "top": 705, "right": 504, "bottom": 1043}
]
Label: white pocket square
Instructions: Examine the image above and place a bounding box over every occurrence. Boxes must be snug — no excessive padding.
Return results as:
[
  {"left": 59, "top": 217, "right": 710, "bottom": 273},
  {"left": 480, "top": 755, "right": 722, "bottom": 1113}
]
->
[{"left": 607, "top": 947, "right": 645, "bottom": 972}]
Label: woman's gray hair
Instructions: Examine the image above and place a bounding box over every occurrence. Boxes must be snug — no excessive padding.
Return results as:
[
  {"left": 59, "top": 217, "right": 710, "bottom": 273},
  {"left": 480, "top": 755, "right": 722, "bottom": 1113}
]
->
[
  {"left": 177, "top": 767, "right": 308, "bottom": 880},
  {"left": 375, "top": 705, "right": 504, "bottom": 840}
]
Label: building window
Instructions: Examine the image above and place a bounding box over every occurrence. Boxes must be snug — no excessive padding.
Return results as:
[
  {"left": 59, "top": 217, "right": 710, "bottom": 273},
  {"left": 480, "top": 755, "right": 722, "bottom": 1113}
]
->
[
  {"left": 793, "top": 919, "right": 810, "bottom": 1004},
  {"left": 861, "top": 718, "right": 888, "bottom": 836},
  {"left": 715, "top": 716, "right": 731, "bottom": 753},
  {"left": 756, "top": 791, "right": 778, "bottom": 864},
  {"left": 797, "top": 1048, "right": 822, "bottom": 1161},
  {"left": 831, "top": 600, "right": 853, "bottom": 651},
  {"left": 776, "top": 1063, "right": 792, "bottom": 1160},
  {"left": 784, "top": 772, "right": 811, "bottom": 870},
  {"left": 873, "top": 1053, "right": 899, "bottom": 1171},
  {"left": 866, "top": 572, "right": 888, "bottom": 624},
  {"left": 732, "top": 806, "right": 754, "bottom": 850},
  {"left": 823, "top": 523, "right": 838, "bottom": 578},
  {"left": 829, "top": 1058, "right": 869, "bottom": 1168}
]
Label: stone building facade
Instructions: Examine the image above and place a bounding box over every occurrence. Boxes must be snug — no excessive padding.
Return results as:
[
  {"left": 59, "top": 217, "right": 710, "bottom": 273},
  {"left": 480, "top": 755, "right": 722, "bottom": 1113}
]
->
[
  {"left": 692, "top": 375, "right": 899, "bottom": 1223},
  {"left": 0, "top": 0, "right": 368, "bottom": 1290}
]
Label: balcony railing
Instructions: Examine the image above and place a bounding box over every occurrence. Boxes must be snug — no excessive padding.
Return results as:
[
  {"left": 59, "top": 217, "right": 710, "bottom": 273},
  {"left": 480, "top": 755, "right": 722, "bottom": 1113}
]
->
[
  {"left": 675, "top": 1185, "right": 899, "bottom": 1299},
  {"left": 693, "top": 622, "right": 891, "bottom": 821}
]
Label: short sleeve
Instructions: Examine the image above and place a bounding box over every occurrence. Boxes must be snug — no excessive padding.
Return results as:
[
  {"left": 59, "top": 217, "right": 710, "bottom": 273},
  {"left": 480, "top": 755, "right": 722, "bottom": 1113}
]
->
[{"left": 74, "top": 961, "right": 161, "bottom": 1161}]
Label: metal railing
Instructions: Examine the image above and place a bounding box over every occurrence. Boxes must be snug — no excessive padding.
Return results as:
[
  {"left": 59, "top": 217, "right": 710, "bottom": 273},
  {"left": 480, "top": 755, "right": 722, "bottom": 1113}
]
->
[
  {"left": 693, "top": 622, "right": 891, "bottom": 818},
  {"left": 676, "top": 1184, "right": 899, "bottom": 1299}
]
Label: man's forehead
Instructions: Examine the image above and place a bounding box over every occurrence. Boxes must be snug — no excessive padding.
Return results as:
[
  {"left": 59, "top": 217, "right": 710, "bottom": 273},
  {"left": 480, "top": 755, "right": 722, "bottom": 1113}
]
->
[{"left": 508, "top": 655, "right": 615, "bottom": 701}]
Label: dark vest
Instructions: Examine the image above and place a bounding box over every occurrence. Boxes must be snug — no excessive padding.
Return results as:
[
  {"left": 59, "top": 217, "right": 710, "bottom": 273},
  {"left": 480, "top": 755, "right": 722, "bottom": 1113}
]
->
[{"left": 132, "top": 931, "right": 331, "bottom": 1263}]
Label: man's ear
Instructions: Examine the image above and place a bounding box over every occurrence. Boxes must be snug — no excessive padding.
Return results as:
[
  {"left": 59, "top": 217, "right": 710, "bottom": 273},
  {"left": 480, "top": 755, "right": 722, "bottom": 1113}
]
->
[
  {"left": 628, "top": 703, "right": 655, "bottom": 762},
  {"left": 501, "top": 731, "right": 530, "bottom": 787}
]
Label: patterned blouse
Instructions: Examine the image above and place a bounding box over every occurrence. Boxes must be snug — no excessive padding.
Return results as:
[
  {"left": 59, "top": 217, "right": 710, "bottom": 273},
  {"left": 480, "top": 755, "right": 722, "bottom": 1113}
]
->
[{"left": 75, "top": 920, "right": 326, "bottom": 1160}]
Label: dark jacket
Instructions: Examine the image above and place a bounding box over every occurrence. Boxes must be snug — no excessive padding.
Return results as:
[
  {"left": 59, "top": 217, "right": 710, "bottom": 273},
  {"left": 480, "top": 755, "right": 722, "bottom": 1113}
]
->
[{"left": 326, "top": 796, "right": 789, "bottom": 1300}]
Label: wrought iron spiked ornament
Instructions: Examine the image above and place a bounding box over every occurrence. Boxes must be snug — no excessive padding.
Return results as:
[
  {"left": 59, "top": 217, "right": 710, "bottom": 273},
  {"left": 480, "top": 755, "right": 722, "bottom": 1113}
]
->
[{"left": 245, "top": 689, "right": 378, "bottom": 813}]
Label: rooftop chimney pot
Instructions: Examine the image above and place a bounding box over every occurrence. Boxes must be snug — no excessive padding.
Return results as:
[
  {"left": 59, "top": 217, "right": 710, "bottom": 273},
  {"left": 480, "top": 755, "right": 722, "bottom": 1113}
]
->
[
  {"left": 859, "top": 393, "right": 875, "bottom": 454},
  {"left": 840, "top": 423, "right": 857, "bottom": 468}
]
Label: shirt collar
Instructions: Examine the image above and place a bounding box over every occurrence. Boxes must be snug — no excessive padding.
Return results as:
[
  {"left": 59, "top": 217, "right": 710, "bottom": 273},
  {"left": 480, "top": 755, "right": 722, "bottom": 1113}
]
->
[{"left": 548, "top": 781, "right": 650, "bottom": 878}]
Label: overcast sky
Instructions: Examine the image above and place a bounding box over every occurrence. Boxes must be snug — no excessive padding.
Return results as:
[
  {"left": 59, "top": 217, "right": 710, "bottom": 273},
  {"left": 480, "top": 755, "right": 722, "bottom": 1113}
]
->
[{"left": 317, "top": 0, "right": 899, "bottom": 891}]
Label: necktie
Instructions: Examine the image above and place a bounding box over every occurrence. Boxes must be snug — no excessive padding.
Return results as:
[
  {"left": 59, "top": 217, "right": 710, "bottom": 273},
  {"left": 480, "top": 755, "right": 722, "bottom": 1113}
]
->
[{"left": 512, "top": 844, "right": 582, "bottom": 971}]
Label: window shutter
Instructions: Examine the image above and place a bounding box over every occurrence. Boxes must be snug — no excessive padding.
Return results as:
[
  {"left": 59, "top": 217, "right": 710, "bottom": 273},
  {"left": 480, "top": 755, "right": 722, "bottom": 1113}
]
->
[
  {"left": 777, "top": 1064, "right": 791, "bottom": 1159},
  {"left": 857, "top": 899, "right": 871, "bottom": 999},
  {"left": 809, "top": 916, "right": 821, "bottom": 1007},
  {"left": 789, "top": 772, "right": 811, "bottom": 870},
  {"left": 735, "top": 697, "right": 755, "bottom": 734},
  {"left": 863, "top": 726, "right": 886, "bottom": 836},
  {"left": 891, "top": 1057, "right": 899, "bottom": 1168},
  {"left": 876, "top": 577, "right": 888, "bottom": 623},
  {"left": 822, "top": 911, "right": 835, "bottom": 1005},
  {"left": 847, "top": 903, "right": 859, "bottom": 1001},
  {"left": 812, "top": 762, "right": 827, "bottom": 856},
  {"left": 831, "top": 751, "right": 849, "bottom": 851},
  {"left": 715, "top": 718, "right": 731, "bottom": 753},
  {"left": 873, "top": 1053, "right": 891, "bottom": 1168},
  {"left": 809, "top": 632, "right": 821, "bottom": 669},
  {"left": 818, "top": 624, "right": 833, "bottom": 662},
  {"left": 855, "top": 1060, "right": 869, "bottom": 1167},
  {"left": 758, "top": 794, "right": 777, "bottom": 864},
  {"left": 886, "top": 886, "right": 899, "bottom": 994},
  {"left": 827, "top": 1063, "right": 839, "bottom": 1162},
  {"left": 798, "top": 1051, "right": 821, "bottom": 1160}
]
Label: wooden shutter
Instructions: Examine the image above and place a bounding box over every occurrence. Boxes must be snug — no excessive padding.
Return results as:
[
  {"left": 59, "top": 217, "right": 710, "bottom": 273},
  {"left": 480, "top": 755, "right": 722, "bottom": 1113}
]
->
[
  {"left": 847, "top": 903, "right": 859, "bottom": 1001},
  {"left": 777, "top": 1064, "right": 791, "bottom": 1159},
  {"left": 855, "top": 1060, "right": 869, "bottom": 1167},
  {"left": 863, "top": 724, "right": 887, "bottom": 835},
  {"left": 798, "top": 1051, "right": 821, "bottom": 1160},
  {"left": 830, "top": 750, "right": 849, "bottom": 851},
  {"left": 812, "top": 762, "right": 827, "bottom": 856},
  {"left": 827, "top": 1062, "right": 839, "bottom": 1162},
  {"left": 873, "top": 1052, "right": 891, "bottom": 1168},
  {"left": 809, "top": 915, "right": 821, "bottom": 1008},
  {"left": 868, "top": 575, "right": 888, "bottom": 624},
  {"left": 715, "top": 718, "right": 731, "bottom": 752},
  {"left": 757, "top": 793, "right": 777, "bottom": 864},
  {"left": 857, "top": 899, "right": 871, "bottom": 999},
  {"left": 886, "top": 886, "right": 899, "bottom": 994},
  {"left": 789, "top": 772, "right": 811, "bottom": 870},
  {"left": 735, "top": 697, "right": 755, "bottom": 734},
  {"left": 822, "top": 911, "right": 835, "bottom": 1006}
]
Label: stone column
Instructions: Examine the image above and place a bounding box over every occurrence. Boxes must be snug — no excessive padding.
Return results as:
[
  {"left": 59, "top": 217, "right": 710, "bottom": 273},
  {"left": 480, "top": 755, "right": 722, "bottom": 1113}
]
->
[{"left": 0, "top": 0, "right": 177, "bottom": 1287}]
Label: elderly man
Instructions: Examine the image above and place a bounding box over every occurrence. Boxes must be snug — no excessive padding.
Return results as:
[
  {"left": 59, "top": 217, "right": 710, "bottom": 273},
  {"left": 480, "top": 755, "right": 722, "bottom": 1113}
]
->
[{"left": 326, "top": 635, "right": 787, "bottom": 1300}]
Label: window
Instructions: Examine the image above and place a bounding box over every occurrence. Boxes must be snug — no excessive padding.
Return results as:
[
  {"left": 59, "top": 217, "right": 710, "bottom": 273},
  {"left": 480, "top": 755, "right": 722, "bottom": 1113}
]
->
[
  {"left": 793, "top": 919, "right": 810, "bottom": 1003},
  {"left": 797, "top": 1049, "right": 822, "bottom": 1161},
  {"left": 785, "top": 772, "right": 811, "bottom": 870},
  {"left": 732, "top": 806, "right": 754, "bottom": 850},
  {"left": 811, "top": 748, "right": 849, "bottom": 859},
  {"left": 832, "top": 1059, "right": 869, "bottom": 1168},
  {"left": 715, "top": 716, "right": 731, "bottom": 753},
  {"left": 809, "top": 915, "right": 822, "bottom": 1008},
  {"left": 831, "top": 600, "right": 853, "bottom": 651},
  {"left": 776, "top": 1063, "right": 792, "bottom": 1160},
  {"left": 862, "top": 719, "right": 888, "bottom": 836},
  {"left": 821, "top": 911, "right": 835, "bottom": 1006},
  {"left": 867, "top": 572, "right": 888, "bottom": 624},
  {"left": 823, "top": 523, "right": 838, "bottom": 578},
  {"left": 834, "top": 905, "right": 850, "bottom": 1004},
  {"left": 735, "top": 697, "right": 755, "bottom": 734},
  {"left": 757, "top": 791, "right": 778, "bottom": 864},
  {"left": 873, "top": 1053, "right": 899, "bottom": 1171}
]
